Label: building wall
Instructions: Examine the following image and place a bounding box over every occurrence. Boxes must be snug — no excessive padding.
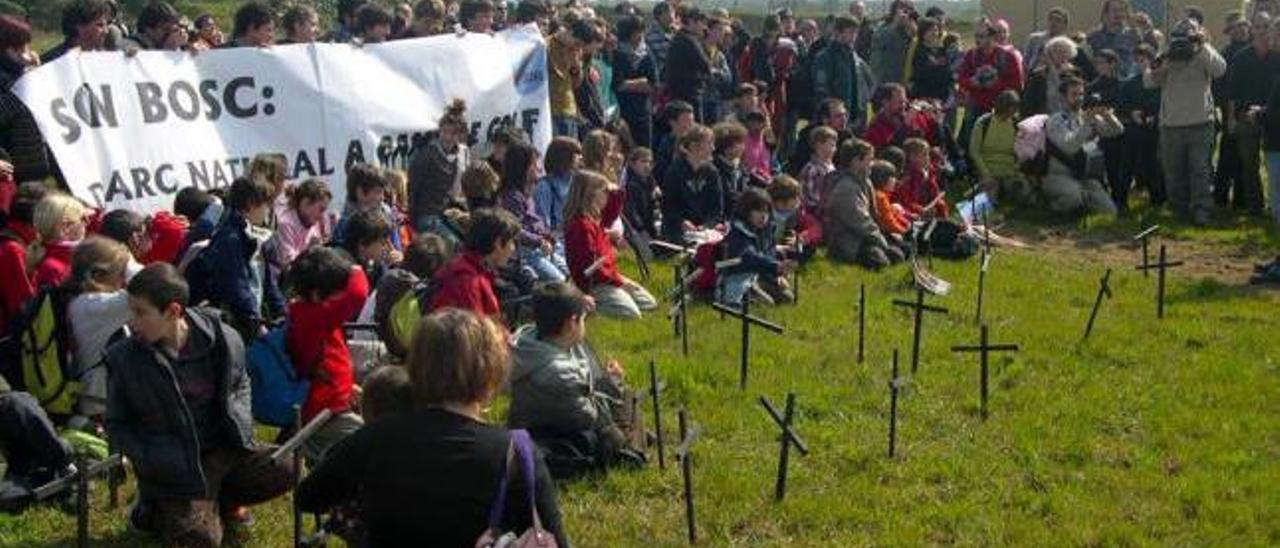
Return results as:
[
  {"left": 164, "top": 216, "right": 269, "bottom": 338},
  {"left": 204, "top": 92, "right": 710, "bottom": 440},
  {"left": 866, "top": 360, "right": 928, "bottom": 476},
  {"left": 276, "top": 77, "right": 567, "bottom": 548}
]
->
[{"left": 983, "top": 0, "right": 1248, "bottom": 45}]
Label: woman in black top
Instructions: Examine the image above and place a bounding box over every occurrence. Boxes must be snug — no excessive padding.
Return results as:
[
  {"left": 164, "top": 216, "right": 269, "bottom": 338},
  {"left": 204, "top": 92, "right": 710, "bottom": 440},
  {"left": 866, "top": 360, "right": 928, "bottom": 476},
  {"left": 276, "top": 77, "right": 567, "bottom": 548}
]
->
[
  {"left": 297, "top": 309, "right": 569, "bottom": 547},
  {"left": 907, "top": 17, "right": 955, "bottom": 104}
]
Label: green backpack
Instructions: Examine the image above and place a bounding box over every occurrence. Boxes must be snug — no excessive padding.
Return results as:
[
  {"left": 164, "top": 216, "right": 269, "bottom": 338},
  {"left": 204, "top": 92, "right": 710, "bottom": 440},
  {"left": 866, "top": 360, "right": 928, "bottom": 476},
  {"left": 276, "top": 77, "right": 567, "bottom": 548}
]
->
[{"left": 1, "top": 286, "right": 81, "bottom": 417}]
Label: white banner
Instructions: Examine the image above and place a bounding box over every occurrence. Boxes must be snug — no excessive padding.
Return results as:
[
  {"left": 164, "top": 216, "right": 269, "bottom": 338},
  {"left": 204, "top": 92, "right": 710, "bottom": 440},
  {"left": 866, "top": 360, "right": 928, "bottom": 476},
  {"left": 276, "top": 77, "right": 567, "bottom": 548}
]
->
[{"left": 13, "top": 26, "right": 551, "bottom": 214}]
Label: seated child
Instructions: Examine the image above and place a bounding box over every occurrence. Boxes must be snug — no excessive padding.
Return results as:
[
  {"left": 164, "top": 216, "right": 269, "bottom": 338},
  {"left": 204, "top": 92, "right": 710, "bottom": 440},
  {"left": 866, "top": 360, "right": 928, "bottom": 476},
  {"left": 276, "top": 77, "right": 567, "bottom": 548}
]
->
[
  {"left": 868, "top": 160, "right": 913, "bottom": 258},
  {"left": 338, "top": 208, "right": 401, "bottom": 288},
  {"left": 285, "top": 246, "right": 370, "bottom": 462},
  {"left": 429, "top": 208, "right": 521, "bottom": 318},
  {"left": 767, "top": 175, "right": 822, "bottom": 258},
  {"left": 500, "top": 142, "right": 567, "bottom": 283},
  {"left": 333, "top": 164, "right": 403, "bottom": 252},
  {"left": 622, "top": 147, "right": 659, "bottom": 240},
  {"left": 894, "top": 138, "right": 950, "bottom": 218},
  {"left": 360, "top": 233, "right": 453, "bottom": 360},
  {"left": 741, "top": 110, "right": 774, "bottom": 182},
  {"left": 508, "top": 282, "right": 645, "bottom": 477},
  {"left": 797, "top": 125, "right": 838, "bottom": 218},
  {"left": 718, "top": 188, "right": 795, "bottom": 306},
  {"left": 564, "top": 171, "right": 657, "bottom": 319}
]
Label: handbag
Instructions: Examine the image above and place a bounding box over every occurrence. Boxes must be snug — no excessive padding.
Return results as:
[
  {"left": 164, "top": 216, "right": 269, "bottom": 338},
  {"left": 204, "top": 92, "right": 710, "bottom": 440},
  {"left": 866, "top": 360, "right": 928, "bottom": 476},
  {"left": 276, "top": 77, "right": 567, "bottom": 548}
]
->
[{"left": 474, "top": 429, "right": 558, "bottom": 548}]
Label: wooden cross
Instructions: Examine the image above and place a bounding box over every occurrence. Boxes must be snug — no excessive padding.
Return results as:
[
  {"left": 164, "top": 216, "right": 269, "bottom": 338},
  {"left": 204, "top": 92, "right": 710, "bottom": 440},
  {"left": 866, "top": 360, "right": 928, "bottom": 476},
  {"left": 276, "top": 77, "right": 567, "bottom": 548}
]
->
[
  {"left": 792, "top": 238, "right": 805, "bottom": 304},
  {"left": 760, "top": 393, "right": 809, "bottom": 501},
  {"left": 1133, "top": 225, "right": 1161, "bottom": 278},
  {"left": 649, "top": 359, "right": 667, "bottom": 469},
  {"left": 26, "top": 453, "right": 123, "bottom": 548},
  {"left": 667, "top": 262, "right": 697, "bottom": 356},
  {"left": 887, "top": 349, "right": 906, "bottom": 458},
  {"left": 892, "top": 288, "right": 949, "bottom": 374},
  {"left": 951, "top": 324, "right": 1020, "bottom": 420},
  {"left": 1134, "top": 244, "right": 1183, "bottom": 319},
  {"left": 711, "top": 294, "right": 786, "bottom": 390},
  {"left": 1083, "top": 268, "right": 1113, "bottom": 340},
  {"left": 975, "top": 245, "right": 992, "bottom": 325},
  {"left": 675, "top": 409, "right": 701, "bottom": 545},
  {"left": 857, "top": 283, "right": 867, "bottom": 364},
  {"left": 272, "top": 407, "right": 335, "bottom": 548}
]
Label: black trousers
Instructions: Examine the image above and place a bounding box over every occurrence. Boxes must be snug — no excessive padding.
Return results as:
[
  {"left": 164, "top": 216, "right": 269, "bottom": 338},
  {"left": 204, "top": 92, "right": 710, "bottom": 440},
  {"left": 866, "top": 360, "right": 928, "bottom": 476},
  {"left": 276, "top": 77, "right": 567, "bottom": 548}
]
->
[{"left": 1122, "top": 124, "right": 1165, "bottom": 207}]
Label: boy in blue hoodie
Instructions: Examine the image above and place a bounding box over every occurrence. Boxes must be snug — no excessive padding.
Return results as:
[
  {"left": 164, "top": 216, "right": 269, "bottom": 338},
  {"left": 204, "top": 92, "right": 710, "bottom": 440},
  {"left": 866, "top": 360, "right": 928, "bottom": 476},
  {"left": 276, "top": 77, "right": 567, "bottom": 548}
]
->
[{"left": 718, "top": 187, "right": 796, "bottom": 306}]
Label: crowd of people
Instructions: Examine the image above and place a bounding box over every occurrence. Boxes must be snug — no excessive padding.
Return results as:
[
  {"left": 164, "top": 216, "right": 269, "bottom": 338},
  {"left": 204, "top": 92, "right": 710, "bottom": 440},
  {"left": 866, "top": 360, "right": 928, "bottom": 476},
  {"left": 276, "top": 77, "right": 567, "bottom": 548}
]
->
[{"left": 0, "top": 0, "right": 1279, "bottom": 546}]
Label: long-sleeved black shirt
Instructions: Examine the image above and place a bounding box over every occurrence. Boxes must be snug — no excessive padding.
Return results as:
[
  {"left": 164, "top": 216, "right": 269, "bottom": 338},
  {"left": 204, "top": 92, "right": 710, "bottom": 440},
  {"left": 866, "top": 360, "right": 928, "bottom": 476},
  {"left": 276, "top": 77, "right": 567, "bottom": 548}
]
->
[{"left": 297, "top": 408, "right": 569, "bottom": 547}]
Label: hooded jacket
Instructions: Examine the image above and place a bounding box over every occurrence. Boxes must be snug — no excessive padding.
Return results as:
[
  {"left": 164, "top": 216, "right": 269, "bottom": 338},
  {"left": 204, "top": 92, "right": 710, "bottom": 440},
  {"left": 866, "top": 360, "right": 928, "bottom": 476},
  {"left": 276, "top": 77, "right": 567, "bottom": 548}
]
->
[
  {"left": 507, "top": 325, "right": 608, "bottom": 435},
  {"left": 104, "top": 308, "right": 255, "bottom": 500}
]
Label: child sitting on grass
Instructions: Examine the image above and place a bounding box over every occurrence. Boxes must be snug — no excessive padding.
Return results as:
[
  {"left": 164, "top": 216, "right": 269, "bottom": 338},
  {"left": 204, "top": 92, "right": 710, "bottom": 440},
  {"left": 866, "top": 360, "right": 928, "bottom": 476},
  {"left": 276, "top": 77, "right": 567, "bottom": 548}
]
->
[
  {"left": 767, "top": 175, "right": 822, "bottom": 259},
  {"left": 564, "top": 170, "right": 657, "bottom": 319},
  {"left": 825, "top": 138, "right": 902, "bottom": 269},
  {"left": 895, "top": 138, "right": 950, "bottom": 218},
  {"left": 797, "top": 125, "right": 838, "bottom": 218},
  {"left": 869, "top": 160, "right": 912, "bottom": 260},
  {"left": 285, "top": 246, "right": 370, "bottom": 462},
  {"left": 718, "top": 187, "right": 796, "bottom": 306}
]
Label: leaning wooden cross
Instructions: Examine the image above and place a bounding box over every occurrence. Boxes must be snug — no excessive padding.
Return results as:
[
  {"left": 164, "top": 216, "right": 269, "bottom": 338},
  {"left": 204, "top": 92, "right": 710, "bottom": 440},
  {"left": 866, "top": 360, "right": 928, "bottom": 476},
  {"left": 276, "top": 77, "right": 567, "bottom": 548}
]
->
[
  {"left": 1134, "top": 244, "right": 1183, "bottom": 319},
  {"left": 951, "top": 324, "right": 1020, "bottom": 420},
  {"left": 30, "top": 454, "right": 124, "bottom": 548},
  {"left": 1083, "top": 268, "right": 1114, "bottom": 339},
  {"left": 675, "top": 409, "right": 701, "bottom": 545},
  {"left": 760, "top": 393, "right": 809, "bottom": 501},
  {"left": 272, "top": 407, "right": 335, "bottom": 548},
  {"left": 892, "top": 288, "right": 949, "bottom": 374},
  {"left": 711, "top": 294, "right": 786, "bottom": 390}
]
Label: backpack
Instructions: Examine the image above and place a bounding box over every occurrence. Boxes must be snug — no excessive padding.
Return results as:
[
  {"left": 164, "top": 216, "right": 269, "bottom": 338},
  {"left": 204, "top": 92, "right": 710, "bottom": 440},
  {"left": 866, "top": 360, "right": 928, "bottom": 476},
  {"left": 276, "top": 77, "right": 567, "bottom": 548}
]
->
[
  {"left": 1015, "top": 114, "right": 1050, "bottom": 176},
  {"left": 0, "top": 286, "right": 81, "bottom": 417},
  {"left": 245, "top": 324, "right": 310, "bottom": 427},
  {"left": 382, "top": 280, "right": 437, "bottom": 360}
]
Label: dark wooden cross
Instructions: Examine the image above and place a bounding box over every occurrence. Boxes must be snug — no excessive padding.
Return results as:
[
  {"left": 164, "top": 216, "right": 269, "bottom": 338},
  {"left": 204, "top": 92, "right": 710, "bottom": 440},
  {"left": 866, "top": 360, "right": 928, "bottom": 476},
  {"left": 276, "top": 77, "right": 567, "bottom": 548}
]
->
[
  {"left": 1134, "top": 244, "right": 1184, "bottom": 319},
  {"left": 273, "top": 407, "right": 336, "bottom": 548},
  {"left": 649, "top": 359, "right": 667, "bottom": 469},
  {"left": 951, "top": 324, "right": 1020, "bottom": 420},
  {"left": 892, "top": 288, "right": 949, "bottom": 374},
  {"left": 887, "top": 349, "right": 906, "bottom": 458},
  {"left": 675, "top": 409, "right": 701, "bottom": 545},
  {"left": 857, "top": 283, "right": 867, "bottom": 364},
  {"left": 760, "top": 393, "right": 810, "bottom": 501},
  {"left": 921, "top": 218, "right": 939, "bottom": 268},
  {"left": 711, "top": 294, "right": 786, "bottom": 390},
  {"left": 668, "top": 262, "right": 694, "bottom": 356},
  {"left": 975, "top": 245, "right": 992, "bottom": 325},
  {"left": 792, "top": 239, "right": 805, "bottom": 304},
  {"left": 1083, "top": 268, "right": 1113, "bottom": 340},
  {"left": 28, "top": 453, "right": 123, "bottom": 548},
  {"left": 1133, "top": 225, "right": 1161, "bottom": 278}
]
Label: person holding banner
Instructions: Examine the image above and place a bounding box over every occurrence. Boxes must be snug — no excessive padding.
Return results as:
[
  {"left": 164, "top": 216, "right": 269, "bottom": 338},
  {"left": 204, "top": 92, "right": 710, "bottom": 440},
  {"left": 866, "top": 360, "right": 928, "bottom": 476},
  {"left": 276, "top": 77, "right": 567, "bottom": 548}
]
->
[
  {"left": 41, "top": 0, "right": 112, "bottom": 63},
  {"left": 0, "top": 16, "right": 50, "bottom": 185},
  {"left": 354, "top": 4, "right": 394, "bottom": 44},
  {"left": 226, "top": 2, "right": 275, "bottom": 49},
  {"left": 119, "top": 2, "right": 185, "bottom": 52},
  {"left": 279, "top": 5, "right": 320, "bottom": 45}
]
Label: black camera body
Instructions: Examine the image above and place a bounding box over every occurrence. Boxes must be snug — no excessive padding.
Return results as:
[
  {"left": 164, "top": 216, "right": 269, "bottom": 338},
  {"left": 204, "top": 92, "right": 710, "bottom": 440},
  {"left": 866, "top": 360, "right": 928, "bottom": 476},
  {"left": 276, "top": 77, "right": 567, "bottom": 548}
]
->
[
  {"left": 1166, "top": 36, "right": 1199, "bottom": 62},
  {"left": 1082, "top": 93, "right": 1106, "bottom": 110}
]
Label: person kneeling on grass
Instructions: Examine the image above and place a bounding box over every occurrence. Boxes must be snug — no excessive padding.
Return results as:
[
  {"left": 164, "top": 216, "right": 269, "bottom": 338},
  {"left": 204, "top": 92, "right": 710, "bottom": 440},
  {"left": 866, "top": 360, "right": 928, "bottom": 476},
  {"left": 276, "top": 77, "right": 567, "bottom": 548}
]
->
[
  {"left": 509, "top": 282, "right": 646, "bottom": 478},
  {"left": 825, "top": 138, "right": 904, "bottom": 270},
  {"left": 564, "top": 170, "right": 657, "bottom": 319},
  {"left": 106, "top": 264, "right": 293, "bottom": 548},
  {"left": 718, "top": 188, "right": 796, "bottom": 306},
  {"left": 430, "top": 208, "right": 521, "bottom": 319}
]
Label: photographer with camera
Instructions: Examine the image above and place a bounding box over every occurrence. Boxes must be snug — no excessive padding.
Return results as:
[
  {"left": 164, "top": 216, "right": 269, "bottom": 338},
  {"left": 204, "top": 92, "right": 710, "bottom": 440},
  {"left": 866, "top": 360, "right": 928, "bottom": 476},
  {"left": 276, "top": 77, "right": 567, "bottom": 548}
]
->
[
  {"left": 1043, "top": 76, "right": 1123, "bottom": 216},
  {"left": 1144, "top": 18, "right": 1227, "bottom": 226}
]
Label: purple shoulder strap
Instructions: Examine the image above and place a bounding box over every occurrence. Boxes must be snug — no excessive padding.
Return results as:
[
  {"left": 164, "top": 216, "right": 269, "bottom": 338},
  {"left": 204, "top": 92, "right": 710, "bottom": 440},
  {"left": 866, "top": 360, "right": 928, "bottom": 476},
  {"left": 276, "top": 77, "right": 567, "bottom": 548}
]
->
[{"left": 486, "top": 429, "right": 540, "bottom": 531}]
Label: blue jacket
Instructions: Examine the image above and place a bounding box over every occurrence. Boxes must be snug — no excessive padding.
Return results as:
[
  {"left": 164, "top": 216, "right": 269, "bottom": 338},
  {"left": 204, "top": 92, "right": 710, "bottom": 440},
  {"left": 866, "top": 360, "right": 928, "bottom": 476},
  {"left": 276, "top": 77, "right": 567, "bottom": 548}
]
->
[
  {"left": 534, "top": 174, "right": 572, "bottom": 232},
  {"left": 721, "top": 220, "right": 782, "bottom": 278},
  {"left": 205, "top": 210, "right": 284, "bottom": 331}
]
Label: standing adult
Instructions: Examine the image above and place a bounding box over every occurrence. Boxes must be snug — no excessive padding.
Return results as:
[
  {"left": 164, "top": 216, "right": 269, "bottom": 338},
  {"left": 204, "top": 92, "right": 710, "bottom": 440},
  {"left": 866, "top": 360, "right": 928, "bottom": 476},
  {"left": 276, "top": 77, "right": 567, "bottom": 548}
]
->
[
  {"left": 1087, "top": 0, "right": 1142, "bottom": 79},
  {"left": 0, "top": 16, "right": 49, "bottom": 185},
  {"left": 664, "top": 7, "right": 711, "bottom": 122},
  {"left": 1024, "top": 7, "right": 1071, "bottom": 73},
  {"left": 119, "top": 2, "right": 184, "bottom": 51},
  {"left": 1226, "top": 12, "right": 1280, "bottom": 217},
  {"left": 549, "top": 19, "right": 602, "bottom": 138},
  {"left": 905, "top": 17, "right": 955, "bottom": 106},
  {"left": 1254, "top": 20, "right": 1280, "bottom": 225},
  {"left": 42, "top": 0, "right": 111, "bottom": 62},
  {"left": 280, "top": 5, "right": 321, "bottom": 44},
  {"left": 1145, "top": 19, "right": 1227, "bottom": 225},
  {"left": 613, "top": 15, "right": 657, "bottom": 148},
  {"left": 812, "top": 16, "right": 875, "bottom": 130},
  {"left": 1118, "top": 44, "right": 1166, "bottom": 207},
  {"left": 1023, "top": 36, "right": 1081, "bottom": 117},
  {"left": 868, "top": 0, "right": 916, "bottom": 85},
  {"left": 849, "top": 1, "right": 873, "bottom": 60},
  {"left": 957, "top": 20, "right": 1023, "bottom": 151},
  {"left": 645, "top": 1, "right": 678, "bottom": 80},
  {"left": 1213, "top": 11, "right": 1253, "bottom": 207}
]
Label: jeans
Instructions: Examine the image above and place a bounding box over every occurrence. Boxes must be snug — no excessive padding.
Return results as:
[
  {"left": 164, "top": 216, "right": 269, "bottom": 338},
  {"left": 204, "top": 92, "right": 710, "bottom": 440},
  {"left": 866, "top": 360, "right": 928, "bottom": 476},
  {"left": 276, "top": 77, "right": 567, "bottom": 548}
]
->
[
  {"left": 1267, "top": 151, "right": 1280, "bottom": 226},
  {"left": 519, "top": 244, "right": 568, "bottom": 283},
  {"left": 1235, "top": 116, "right": 1265, "bottom": 214},
  {"left": 1161, "top": 123, "right": 1215, "bottom": 223},
  {"left": 553, "top": 116, "right": 580, "bottom": 139}
]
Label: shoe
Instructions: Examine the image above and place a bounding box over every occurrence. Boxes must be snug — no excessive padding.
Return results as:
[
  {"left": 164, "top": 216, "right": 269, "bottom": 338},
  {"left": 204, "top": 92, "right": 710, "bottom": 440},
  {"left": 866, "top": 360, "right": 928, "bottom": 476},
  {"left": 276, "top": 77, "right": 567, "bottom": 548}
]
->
[{"left": 224, "top": 505, "right": 255, "bottom": 527}]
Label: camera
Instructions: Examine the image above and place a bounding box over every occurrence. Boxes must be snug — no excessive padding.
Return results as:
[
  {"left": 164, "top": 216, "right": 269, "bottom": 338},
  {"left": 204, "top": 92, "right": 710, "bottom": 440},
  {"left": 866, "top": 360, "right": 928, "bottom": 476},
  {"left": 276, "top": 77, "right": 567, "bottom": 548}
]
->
[
  {"left": 1082, "top": 93, "right": 1106, "bottom": 110},
  {"left": 1165, "top": 19, "right": 1203, "bottom": 62}
]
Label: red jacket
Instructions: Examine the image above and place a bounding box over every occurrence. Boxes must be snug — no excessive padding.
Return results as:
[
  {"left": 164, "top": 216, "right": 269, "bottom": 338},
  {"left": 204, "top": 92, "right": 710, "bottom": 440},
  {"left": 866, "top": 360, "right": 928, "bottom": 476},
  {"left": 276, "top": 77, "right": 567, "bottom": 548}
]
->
[
  {"left": 957, "top": 46, "right": 1024, "bottom": 112},
  {"left": 143, "top": 211, "right": 189, "bottom": 265},
  {"left": 865, "top": 109, "right": 941, "bottom": 150},
  {"left": 287, "top": 266, "right": 370, "bottom": 421},
  {"left": 32, "top": 240, "right": 74, "bottom": 290},
  {"left": 893, "top": 164, "right": 950, "bottom": 218},
  {"left": 0, "top": 222, "right": 36, "bottom": 335},
  {"left": 430, "top": 252, "right": 501, "bottom": 317},
  {"left": 565, "top": 189, "right": 624, "bottom": 290}
]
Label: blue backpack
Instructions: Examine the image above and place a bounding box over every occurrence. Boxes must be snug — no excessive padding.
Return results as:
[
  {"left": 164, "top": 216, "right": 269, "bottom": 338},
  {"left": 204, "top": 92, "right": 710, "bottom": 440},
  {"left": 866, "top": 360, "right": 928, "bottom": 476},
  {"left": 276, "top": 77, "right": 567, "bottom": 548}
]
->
[{"left": 245, "top": 325, "right": 310, "bottom": 427}]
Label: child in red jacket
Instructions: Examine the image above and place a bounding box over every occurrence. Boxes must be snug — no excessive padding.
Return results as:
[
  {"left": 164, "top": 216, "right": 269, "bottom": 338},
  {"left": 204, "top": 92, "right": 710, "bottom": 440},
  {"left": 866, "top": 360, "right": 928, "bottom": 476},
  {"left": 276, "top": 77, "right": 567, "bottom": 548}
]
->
[
  {"left": 285, "top": 246, "right": 370, "bottom": 461},
  {"left": 32, "top": 192, "right": 89, "bottom": 290},
  {"left": 892, "top": 138, "right": 950, "bottom": 218},
  {"left": 563, "top": 170, "right": 656, "bottom": 319},
  {"left": 429, "top": 208, "right": 521, "bottom": 318}
]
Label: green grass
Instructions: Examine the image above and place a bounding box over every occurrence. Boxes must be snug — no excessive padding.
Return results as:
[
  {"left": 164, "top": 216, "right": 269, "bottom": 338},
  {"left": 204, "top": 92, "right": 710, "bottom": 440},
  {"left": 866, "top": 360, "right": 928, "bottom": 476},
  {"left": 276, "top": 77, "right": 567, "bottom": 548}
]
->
[{"left": 1, "top": 209, "right": 1278, "bottom": 547}]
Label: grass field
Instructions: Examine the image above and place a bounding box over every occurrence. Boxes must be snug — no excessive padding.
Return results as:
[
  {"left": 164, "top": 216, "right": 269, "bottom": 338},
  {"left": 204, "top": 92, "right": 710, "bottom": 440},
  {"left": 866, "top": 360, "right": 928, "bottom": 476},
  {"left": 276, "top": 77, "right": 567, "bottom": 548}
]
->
[{"left": 1, "top": 207, "right": 1278, "bottom": 547}]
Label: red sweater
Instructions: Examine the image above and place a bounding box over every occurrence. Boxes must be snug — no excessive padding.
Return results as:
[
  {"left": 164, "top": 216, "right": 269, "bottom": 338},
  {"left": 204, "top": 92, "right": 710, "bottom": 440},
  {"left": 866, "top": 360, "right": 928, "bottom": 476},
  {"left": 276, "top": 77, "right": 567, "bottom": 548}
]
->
[
  {"left": 143, "top": 211, "right": 188, "bottom": 265},
  {"left": 0, "top": 222, "right": 36, "bottom": 335},
  {"left": 864, "top": 110, "right": 940, "bottom": 150},
  {"left": 430, "top": 252, "right": 501, "bottom": 317},
  {"left": 957, "top": 46, "right": 1024, "bottom": 111},
  {"left": 287, "top": 266, "right": 370, "bottom": 421},
  {"left": 893, "top": 165, "right": 950, "bottom": 218},
  {"left": 32, "top": 240, "right": 74, "bottom": 290},
  {"left": 564, "top": 189, "right": 624, "bottom": 290}
]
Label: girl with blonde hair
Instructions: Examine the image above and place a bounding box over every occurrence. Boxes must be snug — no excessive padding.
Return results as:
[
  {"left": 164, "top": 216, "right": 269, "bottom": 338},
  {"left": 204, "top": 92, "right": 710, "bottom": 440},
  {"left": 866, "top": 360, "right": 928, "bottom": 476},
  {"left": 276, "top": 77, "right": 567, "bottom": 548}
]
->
[{"left": 31, "top": 192, "right": 88, "bottom": 289}]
